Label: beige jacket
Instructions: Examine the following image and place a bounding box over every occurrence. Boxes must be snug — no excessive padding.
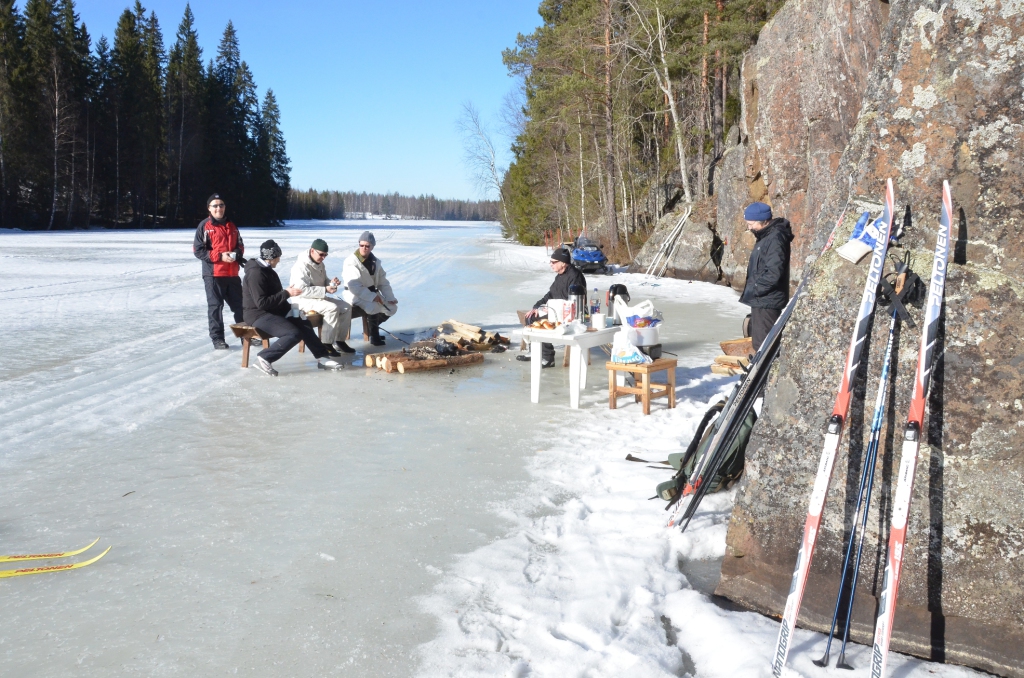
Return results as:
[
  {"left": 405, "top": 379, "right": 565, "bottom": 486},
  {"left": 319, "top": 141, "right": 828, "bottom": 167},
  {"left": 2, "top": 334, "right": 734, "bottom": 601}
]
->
[
  {"left": 289, "top": 250, "right": 331, "bottom": 299},
  {"left": 342, "top": 251, "right": 395, "bottom": 316}
]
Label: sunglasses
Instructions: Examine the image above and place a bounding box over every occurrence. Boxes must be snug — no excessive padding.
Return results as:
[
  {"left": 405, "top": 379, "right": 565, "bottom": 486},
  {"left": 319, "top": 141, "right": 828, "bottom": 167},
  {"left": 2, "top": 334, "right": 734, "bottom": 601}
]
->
[{"left": 209, "top": 203, "right": 226, "bottom": 209}]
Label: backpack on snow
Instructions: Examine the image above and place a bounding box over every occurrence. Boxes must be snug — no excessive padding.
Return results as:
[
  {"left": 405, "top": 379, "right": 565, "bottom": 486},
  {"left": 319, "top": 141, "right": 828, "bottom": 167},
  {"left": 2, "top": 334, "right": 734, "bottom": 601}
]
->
[{"left": 655, "top": 398, "right": 757, "bottom": 504}]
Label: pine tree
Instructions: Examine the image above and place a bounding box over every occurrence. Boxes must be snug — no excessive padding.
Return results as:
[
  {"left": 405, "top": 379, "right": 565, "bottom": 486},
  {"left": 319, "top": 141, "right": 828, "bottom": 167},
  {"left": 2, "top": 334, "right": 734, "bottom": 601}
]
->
[
  {"left": 140, "top": 6, "right": 165, "bottom": 226},
  {"left": 261, "top": 89, "right": 289, "bottom": 222},
  {"left": 165, "top": 3, "right": 204, "bottom": 225},
  {"left": 0, "top": 1, "right": 25, "bottom": 228}
]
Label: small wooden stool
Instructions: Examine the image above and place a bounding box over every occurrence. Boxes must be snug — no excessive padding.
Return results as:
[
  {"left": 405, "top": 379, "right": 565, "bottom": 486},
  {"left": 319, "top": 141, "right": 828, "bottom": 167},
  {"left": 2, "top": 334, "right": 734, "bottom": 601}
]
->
[
  {"left": 230, "top": 323, "right": 272, "bottom": 368},
  {"left": 231, "top": 314, "right": 324, "bottom": 368},
  {"left": 607, "top": 358, "right": 678, "bottom": 415},
  {"left": 347, "top": 306, "right": 372, "bottom": 341}
]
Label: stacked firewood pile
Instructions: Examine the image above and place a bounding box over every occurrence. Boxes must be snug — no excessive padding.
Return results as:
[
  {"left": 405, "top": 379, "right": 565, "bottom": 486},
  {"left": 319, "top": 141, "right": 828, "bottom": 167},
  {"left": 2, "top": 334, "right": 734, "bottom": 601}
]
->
[
  {"left": 711, "top": 337, "right": 753, "bottom": 376},
  {"left": 364, "top": 342, "right": 486, "bottom": 374},
  {"left": 434, "top": 319, "right": 510, "bottom": 352}
]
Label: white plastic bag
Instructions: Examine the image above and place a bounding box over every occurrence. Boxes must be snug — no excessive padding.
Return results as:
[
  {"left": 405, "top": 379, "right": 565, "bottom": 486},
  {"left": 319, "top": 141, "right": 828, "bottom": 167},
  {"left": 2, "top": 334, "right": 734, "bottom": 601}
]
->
[{"left": 611, "top": 329, "right": 652, "bottom": 364}]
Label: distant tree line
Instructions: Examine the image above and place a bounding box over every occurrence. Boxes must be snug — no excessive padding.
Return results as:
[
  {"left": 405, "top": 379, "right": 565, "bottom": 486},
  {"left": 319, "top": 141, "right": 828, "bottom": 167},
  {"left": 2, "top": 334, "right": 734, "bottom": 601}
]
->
[
  {"left": 288, "top": 189, "right": 500, "bottom": 221},
  {"left": 0, "top": 1, "right": 290, "bottom": 231}
]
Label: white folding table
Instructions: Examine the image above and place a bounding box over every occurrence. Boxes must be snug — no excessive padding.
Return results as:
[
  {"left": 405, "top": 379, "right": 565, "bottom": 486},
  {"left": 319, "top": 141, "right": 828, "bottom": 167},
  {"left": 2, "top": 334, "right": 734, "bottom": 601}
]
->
[{"left": 522, "top": 325, "right": 621, "bottom": 409}]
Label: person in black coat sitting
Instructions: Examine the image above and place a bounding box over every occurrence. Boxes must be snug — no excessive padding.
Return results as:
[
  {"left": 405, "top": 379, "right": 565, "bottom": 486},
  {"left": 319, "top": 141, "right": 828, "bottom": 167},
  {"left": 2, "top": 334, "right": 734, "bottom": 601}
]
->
[
  {"left": 738, "top": 202, "right": 794, "bottom": 351},
  {"left": 242, "top": 240, "right": 343, "bottom": 376},
  {"left": 517, "top": 247, "right": 587, "bottom": 367}
]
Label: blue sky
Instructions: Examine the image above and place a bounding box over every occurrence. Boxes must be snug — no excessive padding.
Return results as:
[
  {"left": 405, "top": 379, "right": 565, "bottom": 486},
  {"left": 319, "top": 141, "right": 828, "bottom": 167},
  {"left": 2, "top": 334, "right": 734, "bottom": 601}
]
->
[{"left": 75, "top": 1, "right": 540, "bottom": 200}]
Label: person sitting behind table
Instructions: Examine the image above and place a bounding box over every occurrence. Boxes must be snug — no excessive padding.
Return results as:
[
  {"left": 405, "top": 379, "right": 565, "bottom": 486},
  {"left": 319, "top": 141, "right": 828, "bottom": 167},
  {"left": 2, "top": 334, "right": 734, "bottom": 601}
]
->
[
  {"left": 242, "top": 239, "right": 344, "bottom": 376},
  {"left": 288, "top": 238, "right": 355, "bottom": 354},
  {"left": 517, "top": 247, "right": 587, "bottom": 368},
  {"left": 341, "top": 231, "right": 398, "bottom": 347}
]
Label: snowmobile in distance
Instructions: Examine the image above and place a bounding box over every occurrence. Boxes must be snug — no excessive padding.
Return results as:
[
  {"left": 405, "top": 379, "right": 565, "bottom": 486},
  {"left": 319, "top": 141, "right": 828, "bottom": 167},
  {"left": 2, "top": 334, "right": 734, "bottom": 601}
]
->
[{"left": 569, "top": 236, "right": 608, "bottom": 274}]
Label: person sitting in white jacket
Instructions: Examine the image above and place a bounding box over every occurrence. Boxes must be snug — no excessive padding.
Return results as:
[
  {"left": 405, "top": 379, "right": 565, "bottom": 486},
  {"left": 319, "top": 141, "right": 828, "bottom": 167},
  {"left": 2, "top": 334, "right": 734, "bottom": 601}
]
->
[
  {"left": 341, "top": 231, "right": 397, "bottom": 346},
  {"left": 288, "top": 238, "right": 355, "bottom": 354}
]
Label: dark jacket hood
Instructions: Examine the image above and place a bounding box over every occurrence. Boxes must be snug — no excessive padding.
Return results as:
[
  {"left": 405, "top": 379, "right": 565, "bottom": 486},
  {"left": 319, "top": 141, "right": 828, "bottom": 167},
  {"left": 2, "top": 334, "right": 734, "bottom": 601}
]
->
[{"left": 754, "top": 218, "right": 794, "bottom": 243}]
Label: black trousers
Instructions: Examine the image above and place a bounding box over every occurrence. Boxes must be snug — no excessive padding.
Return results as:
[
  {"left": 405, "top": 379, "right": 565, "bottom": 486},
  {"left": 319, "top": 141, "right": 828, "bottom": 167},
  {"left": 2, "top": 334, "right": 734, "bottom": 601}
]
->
[
  {"left": 750, "top": 306, "right": 782, "bottom": 352},
  {"left": 204, "top": 276, "right": 243, "bottom": 342},
  {"left": 252, "top": 315, "right": 329, "bottom": 363},
  {"left": 353, "top": 305, "right": 390, "bottom": 339}
]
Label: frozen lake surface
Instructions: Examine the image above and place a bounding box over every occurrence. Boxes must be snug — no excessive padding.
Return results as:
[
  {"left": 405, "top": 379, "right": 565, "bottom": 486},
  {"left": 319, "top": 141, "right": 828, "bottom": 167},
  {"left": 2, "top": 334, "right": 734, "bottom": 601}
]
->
[{"left": 0, "top": 222, "right": 982, "bottom": 677}]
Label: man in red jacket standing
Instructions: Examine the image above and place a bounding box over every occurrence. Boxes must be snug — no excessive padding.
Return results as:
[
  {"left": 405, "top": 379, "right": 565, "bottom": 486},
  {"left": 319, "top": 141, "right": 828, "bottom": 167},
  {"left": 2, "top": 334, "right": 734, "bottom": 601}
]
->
[{"left": 193, "top": 194, "right": 244, "bottom": 349}]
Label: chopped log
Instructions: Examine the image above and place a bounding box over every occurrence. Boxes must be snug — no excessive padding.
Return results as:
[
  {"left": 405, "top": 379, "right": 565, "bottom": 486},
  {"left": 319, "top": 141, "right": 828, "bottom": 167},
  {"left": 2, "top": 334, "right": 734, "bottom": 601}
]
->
[
  {"left": 436, "top": 332, "right": 468, "bottom": 345},
  {"left": 369, "top": 350, "right": 407, "bottom": 368},
  {"left": 381, "top": 353, "right": 435, "bottom": 373},
  {"left": 720, "top": 337, "right": 753, "bottom": 357},
  {"left": 711, "top": 363, "right": 744, "bottom": 376},
  {"left": 396, "top": 352, "right": 485, "bottom": 373},
  {"left": 446, "top": 318, "right": 484, "bottom": 335},
  {"left": 714, "top": 355, "right": 750, "bottom": 367}
]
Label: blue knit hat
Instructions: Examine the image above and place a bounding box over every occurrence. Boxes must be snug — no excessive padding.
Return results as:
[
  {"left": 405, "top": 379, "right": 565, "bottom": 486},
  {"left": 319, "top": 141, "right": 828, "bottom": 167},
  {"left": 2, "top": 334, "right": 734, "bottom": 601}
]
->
[{"left": 743, "top": 202, "right": 773, "bottom": 221}]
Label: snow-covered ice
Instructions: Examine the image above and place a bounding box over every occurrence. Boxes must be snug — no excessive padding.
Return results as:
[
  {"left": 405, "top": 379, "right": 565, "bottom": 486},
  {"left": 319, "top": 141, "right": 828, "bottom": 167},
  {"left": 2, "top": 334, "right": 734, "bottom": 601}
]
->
[{"left": 0, "top": 223, "right": 984, "bottom": 677}]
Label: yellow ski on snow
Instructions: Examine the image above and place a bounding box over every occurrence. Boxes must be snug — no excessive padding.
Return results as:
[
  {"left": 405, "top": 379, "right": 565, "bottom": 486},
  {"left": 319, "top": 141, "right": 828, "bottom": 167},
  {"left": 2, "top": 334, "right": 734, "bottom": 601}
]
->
[
  {"left": 0, "top": 546, "right": 110, "bottom": 579},
  {"left": 0, "top": 537, "right": 100, "bottom": 563}
]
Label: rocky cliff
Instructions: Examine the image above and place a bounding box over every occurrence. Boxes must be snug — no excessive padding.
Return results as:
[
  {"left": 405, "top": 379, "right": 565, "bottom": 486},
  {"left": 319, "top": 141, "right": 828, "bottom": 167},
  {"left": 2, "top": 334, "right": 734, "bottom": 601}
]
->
[
  {"left": 717, "top": 0, "right": 885, "bottom": 290},
  {"left": 714, "top": 1, "right": 1024, "bottom": 676}
]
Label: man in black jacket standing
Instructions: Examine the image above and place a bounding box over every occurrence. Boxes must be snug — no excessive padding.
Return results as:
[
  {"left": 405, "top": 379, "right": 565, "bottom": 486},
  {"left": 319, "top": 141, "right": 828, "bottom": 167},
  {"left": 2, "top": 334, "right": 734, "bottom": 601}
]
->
[
  {"left": 738, "top": 202, "right": 794, "bottom": 351},
  {"left": 517, "top": 247, "right": 587, "bottom": 367},
  {"left": 242, "top": 240, "right": 343, "bottom": 376}
]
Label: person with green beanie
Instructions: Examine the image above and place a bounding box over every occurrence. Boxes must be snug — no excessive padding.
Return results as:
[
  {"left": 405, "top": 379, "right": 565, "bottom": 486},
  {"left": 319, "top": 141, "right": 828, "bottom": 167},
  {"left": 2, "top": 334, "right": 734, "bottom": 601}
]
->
[{"left": 287, "top": 238, "right": 355, "bottom": 354}]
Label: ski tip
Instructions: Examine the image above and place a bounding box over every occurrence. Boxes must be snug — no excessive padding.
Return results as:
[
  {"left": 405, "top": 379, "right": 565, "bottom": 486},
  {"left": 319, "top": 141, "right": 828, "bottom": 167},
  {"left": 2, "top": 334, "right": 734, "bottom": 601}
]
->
[
  {"left": 0, "top": 537, "right": 100, "bottom": 564},
  {"left": 0, "top": 545, "right": 111, "bottom": 579}
]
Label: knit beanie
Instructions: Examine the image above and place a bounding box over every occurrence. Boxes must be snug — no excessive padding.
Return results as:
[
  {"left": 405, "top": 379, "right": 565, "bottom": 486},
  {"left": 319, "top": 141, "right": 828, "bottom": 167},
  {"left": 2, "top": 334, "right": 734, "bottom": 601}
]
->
[
  {"left": 311, "top": 238, "right": 329, "bottom": 253},
  {"left": 358, "top": 231, "right": 376, "bottom": 246},
  {"left": 550, "top": 248, "right": 571, "bottom": 264},
  {"left": 743, "top": 202, "right": 773, "bottom": 221},
  {"left": 260, "top": 240, "right": 282, "bottom": 261}
]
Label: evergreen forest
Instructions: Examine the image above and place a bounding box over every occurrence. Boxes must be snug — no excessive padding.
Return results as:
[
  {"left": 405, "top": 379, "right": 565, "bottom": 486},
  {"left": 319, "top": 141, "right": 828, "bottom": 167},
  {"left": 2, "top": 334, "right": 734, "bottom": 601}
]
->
[
  {"left": 288, "top": 189, "right": 500, "bottom": 222},
  {"left": 0, "top": 1, "right": 290, "bottom": 230},
  {"left": 499, "top": 0, "right": 783, "bottom": 248}
]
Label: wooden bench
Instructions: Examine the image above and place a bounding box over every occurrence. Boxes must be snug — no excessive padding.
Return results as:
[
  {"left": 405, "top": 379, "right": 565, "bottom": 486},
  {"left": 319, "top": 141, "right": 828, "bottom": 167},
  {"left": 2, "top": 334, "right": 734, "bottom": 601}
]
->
[
  {"left": 229, "top": 312, "right": 324, "bottom": 368},
  {"left": 607, "top": 358, "right": 678, "bottom": 415}
]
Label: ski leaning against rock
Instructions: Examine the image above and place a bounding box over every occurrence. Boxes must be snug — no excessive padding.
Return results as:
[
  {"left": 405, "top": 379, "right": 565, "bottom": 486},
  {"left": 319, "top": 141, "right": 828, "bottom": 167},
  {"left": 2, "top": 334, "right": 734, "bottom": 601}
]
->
[
  {"left": 667, "top": 191, "right": 854, "bottom": 533},
  {"left": 870, "top": 181, "right": 955, "bottom": 678},
  {"left": 771, "top": 178, "right": 895, "bottom": 676},
  {"left": 192, "top": 194, "right": 245, "bottom": 350},
  {"left": 738, "top": 202, "right": 794, "bottom": 351},
  {"left": 242, "top": 240, "right": 344, "bottom": 376}
]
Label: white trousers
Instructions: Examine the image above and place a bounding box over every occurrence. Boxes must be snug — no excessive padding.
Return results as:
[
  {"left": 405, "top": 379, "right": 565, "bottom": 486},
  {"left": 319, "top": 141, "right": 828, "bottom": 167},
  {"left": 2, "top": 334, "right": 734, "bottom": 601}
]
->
[{"left": 292, "top": 297, "right": 352, "bottom": 345}]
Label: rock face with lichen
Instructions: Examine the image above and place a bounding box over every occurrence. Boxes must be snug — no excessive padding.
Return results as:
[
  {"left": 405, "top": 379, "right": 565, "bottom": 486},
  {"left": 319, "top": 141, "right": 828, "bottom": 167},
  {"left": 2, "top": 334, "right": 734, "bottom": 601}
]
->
[
  {"left": 714, "top": 1, "right": 1024, "bottom": 676},
  {"left": 717, "top": 0, "right": 885, "bottom": 291}
]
